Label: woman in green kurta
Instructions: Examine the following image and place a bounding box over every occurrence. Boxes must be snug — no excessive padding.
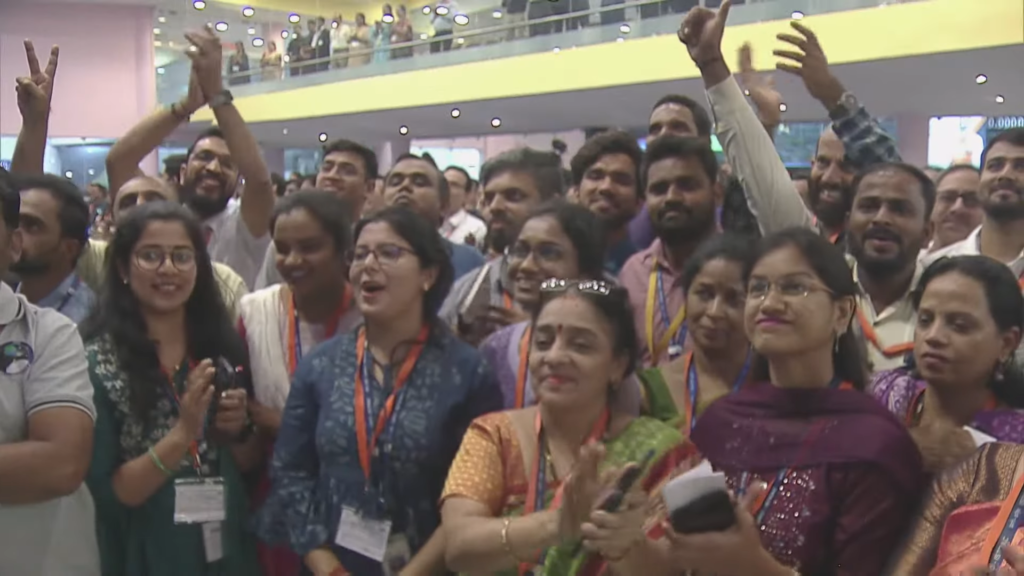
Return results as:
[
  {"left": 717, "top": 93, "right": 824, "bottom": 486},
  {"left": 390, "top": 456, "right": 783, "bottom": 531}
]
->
[{"left": 83, "top": 202, "right": 261, "bottom": 575}]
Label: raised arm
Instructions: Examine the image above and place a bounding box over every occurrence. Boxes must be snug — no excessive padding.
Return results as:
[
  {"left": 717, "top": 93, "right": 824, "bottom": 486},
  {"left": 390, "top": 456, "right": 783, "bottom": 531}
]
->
[
  {"left": 105, "top": 71, "right": 206, "bottom": 194},
  {"left": 186, "top": 25, "right": 276, "bottom": 238},
  {"left": 11, "top": 41, "right": 58, "bottom": 175},
  {"left": 678, "top": 1, "right": 813, "bottom": 235}
]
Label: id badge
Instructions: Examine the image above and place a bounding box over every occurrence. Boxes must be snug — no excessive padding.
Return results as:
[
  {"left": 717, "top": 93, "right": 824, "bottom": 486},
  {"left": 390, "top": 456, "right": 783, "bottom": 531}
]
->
[
  {"left": 202, "top": 522, "right": 224, "bottom": 563},
  {"left": 667, "top": 344, "right": 684, "bottom": 359},
  {"left": 382, "top": 534, "right": 411, "bottom": 576},
  {"left": 335, "top": 506, "right": 391, "bottom": 562},
  {"left": 173, "top": 477, "right": 227, "bottom": 525}
]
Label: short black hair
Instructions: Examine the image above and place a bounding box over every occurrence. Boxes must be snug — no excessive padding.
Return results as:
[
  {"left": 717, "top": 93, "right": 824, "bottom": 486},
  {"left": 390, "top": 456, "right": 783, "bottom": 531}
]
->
[
  {"left": 271, "top": 172, "right": 287, "bottom": 197},
  {"left": 851, "top": 162, "right": 937, "bottom": 220},
  {"left": 0, "top": 168, "right": 18, "bottom": 231},
  {"left": 89, "top": 183, "right": 109, "bottom": 194},
  {"left": 13, "top": 174, "right": 91, "bottom": 250},
  {"left": 186, "top": 127, "right": 226, "bottom": 158},
  {"left": 982, "top": 128, "right": 1024, "bottom": 167},
  {"left": 641, "top": 135, "right": 719, "bottom": 192},
  {"left": 163, "top": 154, "right": 187, "bottom": 178},
  {"left": 934, "top": 164, "right": 980, "bottom": 188},
  {"left": 651, "top": 94, "right": 713, "bottom": 138},
  {"left": 270, "top": 190, "right": 354, "bottom": 256},
  {"left": 479, "top": 148, "right": 564, "bottom": 199},
  {"left": 570, "top": 130, "right": 643, "bottom": 199},
  {"left": 322, "top": 139, "right": 378, "bottom": 182},
  {"left": 526, "top": 201, "right": 607, "bottom": 280},
  {"left": 443, "top": 165, "right": 471, "bottom": 189},
  {"left": 390, "top": 153, "right": 450, "bottom": 207}
]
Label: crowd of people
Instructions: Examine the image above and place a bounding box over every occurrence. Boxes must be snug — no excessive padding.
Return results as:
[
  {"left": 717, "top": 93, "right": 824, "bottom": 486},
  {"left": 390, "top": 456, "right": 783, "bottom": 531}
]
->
[{"left": 2, "top": 1, "right": 1024, "bottom": 575}]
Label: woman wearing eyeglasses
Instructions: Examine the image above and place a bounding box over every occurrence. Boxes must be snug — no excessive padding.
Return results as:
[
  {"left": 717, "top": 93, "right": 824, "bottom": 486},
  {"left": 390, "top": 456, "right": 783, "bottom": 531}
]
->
[
  {"left": 652, "top": 228, "right": 923, "bottom": 576},
  {"left": 639, "top": 234, "right": 754, "bottom": 430},
  {"left": 237, "top": 191, "right": 362, "bottom": 576},
  {"left": 255, "top": 206, "right": 502, "bottom": 576},
  {"left": 442, "top": 279, "right": 695, "bottom": 576},
  {"left": 479, "top": 202, "right": 609, "bottom": 409},
  {"left": 83, "top": 202, "right": 261, "bottom": 575}
]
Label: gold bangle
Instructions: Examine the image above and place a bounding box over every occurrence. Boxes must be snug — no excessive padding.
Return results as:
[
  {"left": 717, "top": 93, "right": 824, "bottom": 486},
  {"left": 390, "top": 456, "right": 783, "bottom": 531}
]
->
[{"left": 500, "top": 517, "right": 515, "bottom": 559}]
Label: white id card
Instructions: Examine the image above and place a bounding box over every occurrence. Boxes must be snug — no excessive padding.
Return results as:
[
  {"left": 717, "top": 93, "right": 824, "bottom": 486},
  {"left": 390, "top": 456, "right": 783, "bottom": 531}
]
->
[
  {"left": 667, "top": 344, "right": 684, "bottom": 359},
  {"left": 202, "top": 522, "right": 224, "bottom": 563},
  {"left": 173, "top": 477, "right": 227, "bottom": 525},
  {"left": 382, "top": 534, "right": 411, "bottom": 576},
  {"left": 334, "top": 506, "right": 391, "bottom": 562}
]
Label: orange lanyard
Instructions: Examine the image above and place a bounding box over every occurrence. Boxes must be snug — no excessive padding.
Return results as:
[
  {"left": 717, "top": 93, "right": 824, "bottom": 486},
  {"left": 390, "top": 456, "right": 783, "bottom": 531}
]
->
[
  {"left": 352, "top": 325, "right": 429, "bottom": 482},
  {"left": 519, "top": 407, "right": 609, "bottom": 576},
  {"left": 645, "top": 259, "right": 687, "bottom": 365},
  {"left": 514, "top": 325, "right": 532, "bottom": 409},
  {"left": 162, "top": 361, "right": 202, "bottom": 474},
  {"left": 983, "top": 466, "right": 1024, "bottom": 570},
  {"left": 857, "top": 309, "right": 914, "bottom": 358},
  {"left": 286, "top": 284, "right": 353, "bottom": 375},
  {"left": 502, "top": 291, "right": 514, "bottom": 310}
]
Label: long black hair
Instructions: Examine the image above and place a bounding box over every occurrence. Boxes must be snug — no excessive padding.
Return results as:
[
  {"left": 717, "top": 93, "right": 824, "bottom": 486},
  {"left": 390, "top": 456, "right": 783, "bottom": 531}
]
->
[
  {"left": 912, "top": 255, "right": 1024, "bottom": 407},
  {"left": 744, "top": 227, "right": 868, "bottom": 390},
  {"left": 680, "top": 233, "right": 755, "bottom": 293},
  {"left": 81, "top": 201, "right": 249, "bottom": 420},
  {"left": 522, "top": 201, "right": 607, "bottom": 281}
]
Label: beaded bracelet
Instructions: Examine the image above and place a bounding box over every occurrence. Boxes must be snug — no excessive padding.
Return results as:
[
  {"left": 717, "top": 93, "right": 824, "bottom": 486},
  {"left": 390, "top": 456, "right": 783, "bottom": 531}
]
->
[{"left": 147, "top": 447, "right": 172, "bottom": 476}]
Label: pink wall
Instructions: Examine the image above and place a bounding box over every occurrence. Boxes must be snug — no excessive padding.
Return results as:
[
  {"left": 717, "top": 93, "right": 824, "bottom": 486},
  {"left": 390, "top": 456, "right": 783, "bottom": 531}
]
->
[{"left": 0, "top": 3, "right": 156, "bottom": 141}]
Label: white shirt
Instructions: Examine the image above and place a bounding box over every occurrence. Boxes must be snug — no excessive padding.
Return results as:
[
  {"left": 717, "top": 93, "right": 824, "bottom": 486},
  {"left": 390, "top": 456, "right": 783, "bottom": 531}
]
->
[
  {"left": 440, "top": 209, "right": 487, "bottom": 248},
  {"left": 204, "top": 200, "right": 271, "bottom": 290},
  {"left": 923, "top": 225, "right": 1024, "bottom": 277},
  {"left": 331, "top": 24, "right": 353, "bottom": 50}
]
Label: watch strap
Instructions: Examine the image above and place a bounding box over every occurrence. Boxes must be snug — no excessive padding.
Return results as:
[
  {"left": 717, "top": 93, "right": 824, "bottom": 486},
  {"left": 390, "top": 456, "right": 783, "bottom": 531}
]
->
[{"left": 209, "top": 90, "right": 234, "bottom": 109}]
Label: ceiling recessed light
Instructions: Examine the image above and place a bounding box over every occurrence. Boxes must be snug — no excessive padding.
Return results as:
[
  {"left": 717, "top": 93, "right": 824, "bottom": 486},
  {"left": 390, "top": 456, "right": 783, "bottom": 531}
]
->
[
  {"left": 64, "top": 171, "right": 73, "bottom": 179},
  {"left": 318, "top": 132, "right": 328, "bottom": 143},
  {"left": 419, "top": 33, "right": 429, "bottom": 40},
  {"left": 451, "top": 108, "right": 461, "bottom": 118},
  {"left": 154, "top": 40, "right": 163, "bottom": 47},
  {"left": 192, "top": 0, "right": 206, "bottom": 10},
  {"left": 153, "top": 27, "right": 161, "bottom": 35},
  {"left": 491, "top": 117, "right": 502, "bottom": 128},
  {"left": 215, "top": 21, "right": 229, "bottom": 32},
  {"left": 156, "top": 67, "right": 166, "bottom": 75},
  {"left": 383, "top": 13, "right": 395, "bottom": 23},
  {"left": 996, "top": 95, "right": 1006, "bottom": 104},
  {"left": 399, "top": 125, "right": 409, "bottom": 135},
  {"left": 281, "top": 30, "right": 290, "bottom": 38},
  {"left": 492, "top": 9, "right": 503, "bottom": 18},
  {"left": 252, "top": 37, "right": 265, "bottom": 47},
  {"left": 616, "top": 36, "right": 624, "bottom": 43},
  {"left": 456, "top": 37, "right": 465, "bottom": 45},
  {"left": 283, "top": 54, "right": 290, "bottom": 62},
  {"left": 248, "top": 27, "right": 256, "bottom": 35},
  {"left": 779, "top": 103, "right": 788, "bottom": 112},
  {"left": 422, "top": 5, "right": 432, "bottom": 15},
  {"left": 88, "top": 169, "right": 95, "bottom": 176},
  {"left": 435, "top": 5, "right": 450, "bottom": 16},
  {"left": 619, "top": 23, "right": 631, "bottom": 34},
  {"left": 791, "top": 10, "right": 804, "bottom": 19},
  {"left": 283, "top": 128, "right": 289, "bottom": 135},
  {"left": 158, "top": 16, "right": 166, "bottom": 23},
  {"left": 331, "top": 20, "right": 339, "bottom": 29},
  {"left": 242, "top": 6, "right": 255, "bottom": 17},
  {"left": 976, "top": 73, "right": 988, "bottom": 85},
  {"left": 453, "top": 13, "right": 469, "bottom": 25},
  {"left": 288, "top": 13, "right": 300, "bottom": 23},
  {"left": 553, "top": 46, "right": 560, "bottom": 53}
]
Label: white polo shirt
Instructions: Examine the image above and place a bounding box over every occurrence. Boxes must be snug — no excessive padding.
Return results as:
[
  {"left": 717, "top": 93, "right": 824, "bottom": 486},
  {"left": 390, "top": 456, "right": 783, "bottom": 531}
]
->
[
  {"left": 440, "top": 209, "right": 487, "bottom": 248},
  {"left": 0, "top": 283, "right": 99, "bottom": 575},
  {"left": 923, "top": 225, "right": 1024, "bottom": 277},
  {"left": 204, "top": 200, "right": 271, "bottom": 290}
]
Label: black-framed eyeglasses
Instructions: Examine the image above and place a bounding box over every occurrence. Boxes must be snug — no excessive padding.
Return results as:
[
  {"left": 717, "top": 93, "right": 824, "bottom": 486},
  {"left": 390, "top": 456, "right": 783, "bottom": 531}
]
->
[
  {"left": 133, "top": 247, "right": 197, "bottom": 272},
  {"left": 350, "top": 243, "right": 415, "bottom": 266},
  {"left": 540, "top": 278, "right": 613, "bottom": 296}
]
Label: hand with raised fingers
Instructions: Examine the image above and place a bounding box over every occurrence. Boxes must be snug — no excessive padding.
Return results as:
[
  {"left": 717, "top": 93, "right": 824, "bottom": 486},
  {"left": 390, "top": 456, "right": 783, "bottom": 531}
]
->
[
  {"left": 738, "top": 42, "right": 783, "bottom": 127},
  {"left": 184, "top": 24, "right": 225, "bottom": 99},
  {"left": 16, "top": 40, "right": 59, "bottom": 123},
  {"left": 677, "top": 0, "right": 732, "bottom": 69},
  {"left": 774, "top": 21, "right": 846, "bottom": 112}
]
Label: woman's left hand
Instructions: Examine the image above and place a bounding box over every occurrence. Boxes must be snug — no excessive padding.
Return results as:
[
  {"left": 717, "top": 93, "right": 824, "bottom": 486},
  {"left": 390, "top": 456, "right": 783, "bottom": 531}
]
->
[
  {"left": 580, "top": 483, "right": 647, "bottom": 562},
  {"left": 214, "top": 389, "right": 248, "bottom": 438}
]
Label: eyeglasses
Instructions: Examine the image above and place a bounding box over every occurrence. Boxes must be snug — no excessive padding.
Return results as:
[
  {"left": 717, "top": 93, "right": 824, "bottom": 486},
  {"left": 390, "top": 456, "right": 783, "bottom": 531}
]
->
[
  {"left": 134, "top": 247, "right": 197, "bottom": 272},
  {"left": 350, "top": 243, "right": 415, "bottom": 266},
  {"left": 935, "top": 191, "right": 981, "bottom": 209},
  {"left": 747, "top": 277, "right": 833, "bottom": 301},
  {"left": 540, "top": 278, "right": 612, "bottom": 296},
  {"left": 509, "top": 241, "right": 567, "bottom": 264}
]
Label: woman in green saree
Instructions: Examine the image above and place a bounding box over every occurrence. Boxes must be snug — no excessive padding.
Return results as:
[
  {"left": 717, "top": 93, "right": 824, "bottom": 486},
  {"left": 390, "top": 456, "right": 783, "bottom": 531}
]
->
[
  {"left": 83, "top": 203, "right": 261, "bottom": 575},
  {"left": 441, "top": 279, "right": 696, "bottom": 576},
  {"left": 639, "top": 235, "right": 755, "bottom": 431}
]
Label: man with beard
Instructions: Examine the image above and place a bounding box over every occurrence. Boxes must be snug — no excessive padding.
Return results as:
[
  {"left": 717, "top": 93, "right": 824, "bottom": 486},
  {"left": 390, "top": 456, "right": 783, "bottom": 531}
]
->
[
  {"left": 925, "top": 129, "right": 1024, "bottom": 272},
  {"left": 253, "top": 138, "right": 378, "bottom": 289},
  {"left": 382, "top": 153, "right": 484, "bottom": 281},
  {"left": 922, "top": 165, "right": 982, "bottom": 255},
  {"left": 808, "top": 128, "right": 855, "bottom": 243},
  {"left": 105, "top": 26, "right": 276, "bottom": 289},
  {"left": 438, "top": 148, "right": 563, "bottom": 334},
  {"left": 9, "top": 174, "right": 95, "bottom": 324},
  {"left": 569, "top": 130, "right": 643, "bottom": 275},
  {"left": 620, "top": 135, "right": 719, "bottom": 368}
]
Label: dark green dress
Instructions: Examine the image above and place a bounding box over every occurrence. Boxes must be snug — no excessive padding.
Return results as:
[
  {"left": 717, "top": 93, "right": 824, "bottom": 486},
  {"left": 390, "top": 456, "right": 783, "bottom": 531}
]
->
[{"left": 85, "top": 337, "right": 260, "bottom": 576}]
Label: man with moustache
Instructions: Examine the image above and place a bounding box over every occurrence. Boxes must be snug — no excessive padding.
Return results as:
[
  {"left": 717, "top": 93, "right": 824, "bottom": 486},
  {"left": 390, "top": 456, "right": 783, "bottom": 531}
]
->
[
  {"left": 253, "top": 139, "right": 378, "bottom": 289},
  {"left": 105, "top": 26, "right": 276, "bottom": 289},
  {"left": 438, "top": 148, "right": 564, "bottom": 335},
  {"left": 441, "top": 165, "right": 487, "bottom": 247},
  {"left": 570, "top": 131, "right": 643, "bottom": 275},
  {"left": 922, "top": 165, "right": 983, "bottom": 255},
  {"left": 620, "top": 135, "right": 719, "bottom": 368}
]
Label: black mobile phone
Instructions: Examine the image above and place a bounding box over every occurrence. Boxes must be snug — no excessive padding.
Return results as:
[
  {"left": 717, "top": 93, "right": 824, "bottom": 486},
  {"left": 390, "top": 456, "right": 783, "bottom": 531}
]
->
[
  {"left": 212, "top": 356, "right": 238, "bottom": 396},
  {"left": 669, "top": 490, "right": 737, "bottom": 534},
  {"left": 597, "top": 450, "right": 655, "bottom": 512}
]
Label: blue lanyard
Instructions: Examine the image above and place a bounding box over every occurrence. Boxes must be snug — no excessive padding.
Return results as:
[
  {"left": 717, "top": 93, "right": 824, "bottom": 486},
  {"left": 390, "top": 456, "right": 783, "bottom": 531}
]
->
[
  {"left": 359, "top": 348, "right": 408, "bottom": 487},
  {"left": 685, "top": 350, "right": 753, "bottom": 431},
  {"left": 990, "top": 479, "right": 1024, "bottom": 570},
  {"left": 656, "top": 270, "right": 686, "bottom": 350},
  {"left": 293, "top": 304, "right": 304, "bottom": 361}
]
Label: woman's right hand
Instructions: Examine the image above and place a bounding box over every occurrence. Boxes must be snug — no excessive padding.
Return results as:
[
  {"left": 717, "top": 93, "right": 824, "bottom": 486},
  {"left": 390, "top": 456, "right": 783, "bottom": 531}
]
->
[
  {"left": 557, "top": 442, "right": 607, "bottom": 542},
  {"left": 175, "top": 359, "right": 215, "bottom": 441}
]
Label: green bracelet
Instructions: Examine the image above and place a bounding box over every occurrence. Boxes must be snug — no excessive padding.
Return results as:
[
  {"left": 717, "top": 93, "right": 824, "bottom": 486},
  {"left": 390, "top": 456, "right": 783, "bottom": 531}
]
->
[{"left": 148, "top": 447, "right": 172, "bottom": 476}]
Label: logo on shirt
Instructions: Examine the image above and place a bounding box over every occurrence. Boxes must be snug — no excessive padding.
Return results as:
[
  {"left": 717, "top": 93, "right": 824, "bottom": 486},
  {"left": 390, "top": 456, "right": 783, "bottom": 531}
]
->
[{"left": 0, "top": 341, "right": 33, "bottom": 375}]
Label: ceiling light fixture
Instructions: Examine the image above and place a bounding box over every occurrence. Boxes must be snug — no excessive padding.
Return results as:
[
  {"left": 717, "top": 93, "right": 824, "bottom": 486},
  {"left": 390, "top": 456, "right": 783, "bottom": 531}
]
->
[
  {"left": 215, "top": 21, "right": 229, "bottom": 32},
  {"left": 996, "top": 95, "right": 1006, "bottom": 104},
  {"left": 779, "top": 103, "right": 788, "bottom": 112},
  {"left": 153, "top": 27, "right": 161, "bottom": 35},
  {"left": 553, "top": 46, "right": 560, "bottom": 53},
  {"left": 791, "top": 10, "right": 804, "bottom": 19},
  {"left": 283, "top": 128, "right": 289, "bottom": 134},
  {"left": 252, "top": 37, "right": 265, "bottom": 47},
  {"left": 616, "top": 36, "right": 624, "bottom": 42},
  {"left": 64, "top": 171, "right": 74, "bottom": 179},
  {"left": 456, "top": 37, "right": 465, "bottom": 45},
  {"left": 422, "top": 5, "right": 432, "bottom": 15},
  {"left": 492, "top": 9, "right": 503, "bottom": 18},
  {"left": 281, "top": 30, "right": 290, "bottom": 38},
  {"left": 451, "top": 108, "right": 461, "bottom": 118},
  {"left": 619, "top": 23, "right": 631, "bottom": 34},
  {"left": 453, "top": 13, "right": 469, "bottom": 25},
  {"left": 419, "top": 33, "right": 429, "bottom": 40},
  {"left": 399, "top": 125, "right": 409, "bottom": 135},
  {"left": 976, "top": 73, "right": 988, "bottom": 85},
  {"left": 491, "top": 117, "right": 502, "bottom": 128},
  {"left": 288, "top": 13, "right": 301, "bottom": 23},
  {"left": 435, "top": 5, "right": 450, "bottom": 16},
  {"left": 248, "top": 27, "right": 256, "bottom": 35},
  {"left": 318, "top": 132, "right": 328, "bottom": 143},
  {"left": 192, "top": 0, "right": 206, "bottom": 10},
  {"left": 242, "top": 6, "right": 255, "bottom": 17},
  {"left": 154, "top": 40, "right": 163, "bottom": 47},
  {"left": 331, "top": 20, "right": 339, "bottom": 29},
  {"left": 157, "top": 67, "right": 166, "bottom": 75},
  {"left": 158, "top": 16, "right": 166, "bottom": 23},
  {"left": 383, "top": 13, "right": 395, "bottom": 23}
]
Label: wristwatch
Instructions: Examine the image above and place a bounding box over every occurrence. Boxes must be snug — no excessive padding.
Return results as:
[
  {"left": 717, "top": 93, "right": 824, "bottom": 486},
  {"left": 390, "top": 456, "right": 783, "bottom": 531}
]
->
[
  {"left": 208, "top": 89, "right": 234, "bottom": 109},
  {"left": 828, "top": 91, "right": 859, "bottom": 120}
]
